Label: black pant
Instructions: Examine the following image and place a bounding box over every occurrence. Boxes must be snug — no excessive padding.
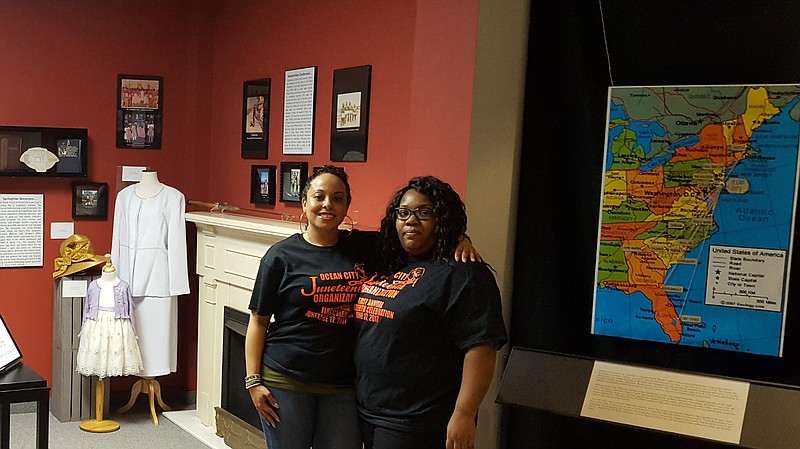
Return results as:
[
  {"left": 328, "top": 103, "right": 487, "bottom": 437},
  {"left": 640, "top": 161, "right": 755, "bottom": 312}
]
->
[{"left": 360, "top": 419, "right": 446, "bottom": 449}]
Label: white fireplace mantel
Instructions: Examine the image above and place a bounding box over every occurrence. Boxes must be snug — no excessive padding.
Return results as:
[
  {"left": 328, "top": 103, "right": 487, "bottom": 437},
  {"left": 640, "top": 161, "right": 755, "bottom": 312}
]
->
[{"left": 185, "top": 211, "right": 298, "bottom": 427}]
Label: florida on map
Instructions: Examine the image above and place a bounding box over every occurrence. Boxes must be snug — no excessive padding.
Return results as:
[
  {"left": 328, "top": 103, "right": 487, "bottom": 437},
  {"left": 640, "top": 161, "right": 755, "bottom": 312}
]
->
[{"left": 592, "top": 85, "right": 800, "bottom": 356}]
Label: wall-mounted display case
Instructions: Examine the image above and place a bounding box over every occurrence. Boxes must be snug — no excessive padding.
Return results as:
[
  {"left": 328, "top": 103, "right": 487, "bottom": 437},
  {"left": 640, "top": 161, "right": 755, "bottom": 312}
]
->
[{"left": 0, "top": 126, "right": 88, "bottom": 177}]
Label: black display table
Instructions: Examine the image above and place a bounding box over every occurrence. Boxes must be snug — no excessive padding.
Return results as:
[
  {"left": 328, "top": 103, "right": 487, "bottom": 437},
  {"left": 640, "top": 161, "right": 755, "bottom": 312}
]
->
[{"left": 0, "top": 363, "right": 49, "bottom": 449}]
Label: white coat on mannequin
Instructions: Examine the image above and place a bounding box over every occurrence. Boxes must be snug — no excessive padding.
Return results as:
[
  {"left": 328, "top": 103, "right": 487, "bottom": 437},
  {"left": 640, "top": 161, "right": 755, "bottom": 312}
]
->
[{"left": 111, "top": 170, "right": 189, "bottom": 376}]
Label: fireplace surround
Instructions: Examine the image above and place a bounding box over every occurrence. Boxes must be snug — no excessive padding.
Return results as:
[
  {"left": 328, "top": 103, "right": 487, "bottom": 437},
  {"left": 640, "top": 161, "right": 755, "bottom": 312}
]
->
[{"left": 185, "top": 211, "right": 296, "bottom": 430}]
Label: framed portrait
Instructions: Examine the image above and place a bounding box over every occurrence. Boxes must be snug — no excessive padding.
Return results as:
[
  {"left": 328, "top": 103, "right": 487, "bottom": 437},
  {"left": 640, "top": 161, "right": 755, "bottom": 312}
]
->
[
  {"left": 116, "top": 74, "right": 163, "bottom": 149},
  {"left": 250, "top": 165, "right": 277, "bottom": 206},
  {"left": 280, "top": 162, "right": 308, "bottom": 203},
  {"left": 282, "top": 66, "right": 317, "bottom": 155},
  {"left": 0, "top": 126, "right": 88, "bottom": 177},
  {"left": 330, "top": 65, "right": 372, "bottom": 162},
  {"left": 242, "top": 78, "right": 271, "bottom": 159},
  {"left": 72, "top": 182, "right": 109, "bottom": 220},
  {"left": 0, "top": 313, "right": 22, "bottom": 372}
]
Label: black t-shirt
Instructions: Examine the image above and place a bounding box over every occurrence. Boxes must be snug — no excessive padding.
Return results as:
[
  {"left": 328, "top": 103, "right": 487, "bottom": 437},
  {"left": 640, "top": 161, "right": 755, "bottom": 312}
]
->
[
  {"left": 354, "top": 257, "right": 507, "bottom": 431},
  {"left": 248, "top": 230, "right": 379, "bottom": 386}
]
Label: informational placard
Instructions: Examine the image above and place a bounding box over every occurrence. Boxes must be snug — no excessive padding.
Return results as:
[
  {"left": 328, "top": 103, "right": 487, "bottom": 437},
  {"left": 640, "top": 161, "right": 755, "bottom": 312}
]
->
[
  {"left": 0, "top": 194, "right": 44, "bottom": 268},
  {"left": 50, "top": 222, "right": 74, "bottom": 240},
  {"left": 61, "top": 279, "right": 88, "bottom": 298},
  {"left": 282, "top": 67, "right": 316, "bottom": 155},
  {"left": 0, "top": 314, "right": 22, "bottom": 372},
  {"left": 121, "top": 165, "right": 147, "bottom": 182},
  {"left": 581, "top": 361, "right": 749, "bottom": 445}
]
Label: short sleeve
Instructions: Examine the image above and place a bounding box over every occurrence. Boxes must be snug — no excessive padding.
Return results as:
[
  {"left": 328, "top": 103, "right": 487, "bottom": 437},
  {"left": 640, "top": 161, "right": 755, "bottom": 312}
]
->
[
  {"left": 248, "top": 251, "right": 287, "bottom": 316},
  {"left": 443, "top": 263, "right": 507, "bottom": 351}
]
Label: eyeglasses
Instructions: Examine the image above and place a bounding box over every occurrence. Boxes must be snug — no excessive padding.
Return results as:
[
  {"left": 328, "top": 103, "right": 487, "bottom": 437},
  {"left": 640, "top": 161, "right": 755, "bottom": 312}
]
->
[{"left": 395, "top": 206, "right": 434, "bottom": 221}]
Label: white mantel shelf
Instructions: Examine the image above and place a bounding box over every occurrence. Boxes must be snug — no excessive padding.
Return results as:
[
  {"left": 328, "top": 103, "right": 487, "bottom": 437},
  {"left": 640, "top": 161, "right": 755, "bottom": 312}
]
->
[
  {"left": 185, "top": 211, "right": 298, "bottom": 427},
  {"left": 186, "top": 210, "right": 299, "bottom": 238}
]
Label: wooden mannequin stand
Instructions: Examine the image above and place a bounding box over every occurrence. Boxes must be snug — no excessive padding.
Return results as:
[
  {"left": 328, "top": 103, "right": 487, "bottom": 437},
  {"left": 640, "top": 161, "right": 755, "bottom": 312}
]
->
[
  {"left": 79, "top": 379, "right": 119, "bottom": 433},
  {"left": 116, "top": 376, "right": 171, "bottom": 425}
]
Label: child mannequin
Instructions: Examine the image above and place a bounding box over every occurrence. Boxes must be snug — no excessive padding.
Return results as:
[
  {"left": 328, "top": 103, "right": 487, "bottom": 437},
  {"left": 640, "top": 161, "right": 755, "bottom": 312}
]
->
[
  {"left": 100, "top": 259, "right": 119, "bottom": 283},
  {"left": 76, "top": 258, "right": 142, "bottom": 378},
  {"left": 77, "top": 256, "right": 143, "bottom": 433}
]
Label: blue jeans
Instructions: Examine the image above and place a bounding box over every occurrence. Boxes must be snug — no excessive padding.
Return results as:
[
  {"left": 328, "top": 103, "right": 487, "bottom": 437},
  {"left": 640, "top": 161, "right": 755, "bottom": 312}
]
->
[{"left": 259, "top": 387, "right": 361, "bottom": 449}]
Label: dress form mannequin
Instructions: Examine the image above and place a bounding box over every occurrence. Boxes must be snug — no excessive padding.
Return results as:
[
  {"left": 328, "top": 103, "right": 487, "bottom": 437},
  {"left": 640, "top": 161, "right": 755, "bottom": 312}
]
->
[
  {"left": 79, "top": 257, "right": 121, "bottom": 433},
  {"left": 99, "top": 261, "right": 119, "bottom": 284},
  {"left": 135, "top": 170, "right": 164, "bottom": 198},
  {"left": 112, "top": 170, "right": 188, "bottom": 425}
]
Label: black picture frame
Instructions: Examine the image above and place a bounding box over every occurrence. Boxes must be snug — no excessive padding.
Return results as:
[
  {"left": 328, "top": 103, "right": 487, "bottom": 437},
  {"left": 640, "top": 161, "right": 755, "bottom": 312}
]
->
[
  {"left": 0, "top": 126, "right": 88, "bottom": 177},
  {"left": 72, "top": 182, "right": 108, "bottom": 220},
  {"left": 116, "top": 74, "right": 163, "bottom": 149},
  {"left": 242, "top": 78, "right": 271, "bottom": 159},
  {"left": 330, "top": 65, "right": 372, "bottom": 162},
  {"left": 280, "top": 162, "right": 308, "bottom": 203},
  {"left": 250, "top": 165, "right": 276, "bottom": 205},
  {"left": 0, "top": 313, "right": 22, "bottom": 373}
]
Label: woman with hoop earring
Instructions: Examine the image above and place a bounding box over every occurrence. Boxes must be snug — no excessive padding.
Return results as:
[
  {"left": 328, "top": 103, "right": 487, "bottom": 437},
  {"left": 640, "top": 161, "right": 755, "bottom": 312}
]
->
[{"left": 245, "top": 165, "right": 364, "bottom": 449}]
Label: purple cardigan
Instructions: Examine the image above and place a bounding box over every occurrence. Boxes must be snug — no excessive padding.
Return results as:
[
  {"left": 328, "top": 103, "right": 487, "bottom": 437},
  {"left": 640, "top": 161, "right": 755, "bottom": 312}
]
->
[{"left": 80, "top": 279, "right": 137, "bottom": 335}]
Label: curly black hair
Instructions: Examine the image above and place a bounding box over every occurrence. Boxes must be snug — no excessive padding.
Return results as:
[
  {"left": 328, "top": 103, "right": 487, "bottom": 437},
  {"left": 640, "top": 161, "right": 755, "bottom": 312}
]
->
[
  {"left": 379, "top": 176, "right": 467, "bottom": 274},
  {"left": 302, "top": 165, "right": 352, "bottom": 205}
]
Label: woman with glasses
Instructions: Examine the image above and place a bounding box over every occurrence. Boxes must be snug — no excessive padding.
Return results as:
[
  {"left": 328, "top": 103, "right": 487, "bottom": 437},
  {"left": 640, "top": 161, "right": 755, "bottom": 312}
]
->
[
  {"left": 245, "top": 167, "right": 480, "bottom": 449},
  {"left": 355, "top": 176, "right": 507, "bottom": 449}
]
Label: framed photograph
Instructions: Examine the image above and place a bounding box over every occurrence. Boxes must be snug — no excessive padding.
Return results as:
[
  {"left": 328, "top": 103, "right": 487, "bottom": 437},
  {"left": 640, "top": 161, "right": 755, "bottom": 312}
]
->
[
  {"left": 0, "top": 126, "right": 88, "bottom": 177},
  {"left": 0, "top": 314, "right": 22, "bottom": 373},
  {"left": 280, "top": 162, "right": 308, "bottom": 203},
  {"left": 242, "top": 78, "right": 271, "bottom": 159},
  {"left": 116, "top": 74, "right": 163, "bottom": 149},
  {"left": 250, "top": 165, "right": 276, "bottom": 206},
  {"left": 282, "top": 67, "right": 317, "bottom": 155},
  {"left": 330, "top": 65, "right": 372, "bottom": 162},
  {"left": 72, "top": 182, "right": 109, "bottom": 220}
]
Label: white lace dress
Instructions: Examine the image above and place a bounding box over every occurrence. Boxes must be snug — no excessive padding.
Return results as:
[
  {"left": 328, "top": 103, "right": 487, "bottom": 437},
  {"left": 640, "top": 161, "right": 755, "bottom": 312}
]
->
[{"left": 76, "top": 278, "right": 143, "bottom": 378}]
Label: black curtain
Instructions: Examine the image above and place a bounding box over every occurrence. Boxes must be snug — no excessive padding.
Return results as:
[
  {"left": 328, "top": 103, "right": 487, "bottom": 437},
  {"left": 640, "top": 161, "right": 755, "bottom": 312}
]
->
[{"left": 507, "top": 1, "right": 800, "bottom": 447}]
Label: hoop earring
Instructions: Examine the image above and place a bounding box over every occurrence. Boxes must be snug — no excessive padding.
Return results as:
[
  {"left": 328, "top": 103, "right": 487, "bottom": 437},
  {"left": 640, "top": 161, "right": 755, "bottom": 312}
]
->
[
  {"left": 299, "top": 212, "right": 308, "bottom": 233},
  {"left": 339, "top": 215, "right": 354, "bottom": 237}
]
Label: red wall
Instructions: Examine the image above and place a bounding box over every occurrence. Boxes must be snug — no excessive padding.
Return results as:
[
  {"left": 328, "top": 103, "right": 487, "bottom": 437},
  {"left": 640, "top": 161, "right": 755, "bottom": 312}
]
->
[
  {"left": 0, "top": 0, "right": 479, "bottom": 392},
  {"left": 0, "top": 0, "right": 213, "bottom": 389},
  {"left": 206, "top": 0, "right": 479, "bottom": 227}
]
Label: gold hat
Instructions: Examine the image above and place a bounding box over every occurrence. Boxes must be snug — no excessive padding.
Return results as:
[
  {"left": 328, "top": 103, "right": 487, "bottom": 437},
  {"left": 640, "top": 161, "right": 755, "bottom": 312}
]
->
[{"left": 53, "top": 234, "right": 109, "bottom": 279}]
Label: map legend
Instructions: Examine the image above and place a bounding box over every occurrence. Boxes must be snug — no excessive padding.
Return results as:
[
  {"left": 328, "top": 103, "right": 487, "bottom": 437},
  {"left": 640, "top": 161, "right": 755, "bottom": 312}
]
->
[{"left": 705, "top": 245, "right": 786, "bottom": 312}]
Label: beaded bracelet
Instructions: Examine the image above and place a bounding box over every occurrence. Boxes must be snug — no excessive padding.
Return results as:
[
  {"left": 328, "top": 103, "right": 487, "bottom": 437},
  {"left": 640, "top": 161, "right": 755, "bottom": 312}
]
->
[{"left": 245, "top": 374, "right": 262, "bottom": 390}]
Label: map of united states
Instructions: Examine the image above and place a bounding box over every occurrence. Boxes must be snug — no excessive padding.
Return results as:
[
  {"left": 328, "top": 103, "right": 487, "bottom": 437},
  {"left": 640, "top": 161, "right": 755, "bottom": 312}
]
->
[{"left": 593, "top": 85, "right": 800, "bottom": 356}]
